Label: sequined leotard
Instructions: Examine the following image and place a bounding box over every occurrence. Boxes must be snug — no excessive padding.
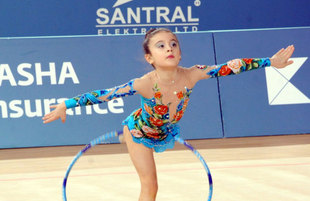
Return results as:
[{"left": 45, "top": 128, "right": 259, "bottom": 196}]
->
[{"left": 65, "top": 58, "right": 271, "bottom": 152}]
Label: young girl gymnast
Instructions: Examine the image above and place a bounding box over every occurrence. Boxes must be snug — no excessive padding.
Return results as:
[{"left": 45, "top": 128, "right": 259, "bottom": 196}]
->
[{"left": 42, "top": 28, "right": 295, "bottom": 201}]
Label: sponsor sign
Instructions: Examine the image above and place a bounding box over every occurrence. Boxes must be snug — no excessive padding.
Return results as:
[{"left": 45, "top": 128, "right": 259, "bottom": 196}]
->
[
  {"left": 0, "top": 32, "right": 222, "bottom": 148},
  {"left": 213, "top": 28, "right": 310, "bottom": 137},
  {"left": 96, "top": 0, "right": 204, "bottom": 35}
]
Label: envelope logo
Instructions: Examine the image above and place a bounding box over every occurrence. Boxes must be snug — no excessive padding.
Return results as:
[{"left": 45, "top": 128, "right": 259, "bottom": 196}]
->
[{"left": 265, "top": 57, "right": 309, "bottom": 105}]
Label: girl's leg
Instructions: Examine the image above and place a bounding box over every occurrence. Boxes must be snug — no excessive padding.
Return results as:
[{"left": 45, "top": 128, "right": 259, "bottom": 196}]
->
[{"left": 123, "top": 126, "right": 158, "bottom": 201}]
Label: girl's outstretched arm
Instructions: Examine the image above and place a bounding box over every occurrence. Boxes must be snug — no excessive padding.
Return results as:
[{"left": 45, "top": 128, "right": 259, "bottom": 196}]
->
[
  {"left": 64, "top": 79, "right": 137, "bottom": 108},
  {"left": 42, "top": 79, "right": 138, "bottom": 124},
  {"left": 190, "top": 45, "right": 295, "bottom": 82}
]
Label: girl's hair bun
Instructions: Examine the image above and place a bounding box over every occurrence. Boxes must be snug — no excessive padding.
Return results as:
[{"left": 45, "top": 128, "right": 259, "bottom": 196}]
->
[{"left": 145, "top": 28, "right": 157, "bottom": 39}]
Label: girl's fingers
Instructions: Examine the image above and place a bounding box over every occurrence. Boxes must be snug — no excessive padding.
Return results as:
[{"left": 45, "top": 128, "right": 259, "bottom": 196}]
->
[
  {"left": 42, "top": 113, "right": 54, "bottom": 122},
  {"left": 42, "top": 113, "right": 51, "bottom": 120},
  {"left": 274, "top": 48, "right": 284, "bottom": 57},
  {"left": 44, "top": 115, "right": 60, "bottom": 124},
  {"left": 276, "top": 45, "right": 294, "bottom": 65},
  {"left": 43, "top": 117, "right": 52, "bottom": 124},
  {"left": 44, "top": 119, "right": 55, "bottom": 124},
  {"left": 279, "top": 45, "right": 293, "bottom": 57},
  {"left": 43, "top": 119, "right": 50, "bottom": 124},
  {"left": 42, "top": 110, "right": 55, "bottom": 119},
  {"left": 283, "top": 45, "right": 294, "bottom": 56},
  {"left": 42, "top": 106, "right": 57, "bottom": 120},
  {"left": 284, "top": 45, "right": 294, "bottom": 59}
]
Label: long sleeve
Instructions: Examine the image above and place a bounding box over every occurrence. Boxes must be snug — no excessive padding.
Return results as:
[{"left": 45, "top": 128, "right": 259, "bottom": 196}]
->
[
  {"left": 197, "top": 58, "right": 271, "bottom": 78},
  {"left": 65, "top": 79, "right": 137, "bottom": 109}
]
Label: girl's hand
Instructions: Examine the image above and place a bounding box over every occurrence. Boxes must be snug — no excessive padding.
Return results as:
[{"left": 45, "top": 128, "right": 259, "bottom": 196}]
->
[
  {"left": 270, "top": 45, "right": 295, "bottom": 69},
  {"left": 42, "top": 102, "right": 67, "bottom": 124}
]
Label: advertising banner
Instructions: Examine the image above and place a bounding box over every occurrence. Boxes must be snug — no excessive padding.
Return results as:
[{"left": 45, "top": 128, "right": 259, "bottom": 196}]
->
[
  {"left": 0, "top": 0, "right": 309, "bottom": 37},
  {"left": 214, "top": 28, "right": 310, "bottom": 137},
  {"left": 0, "top": 32, "right": 222, "bottom": 148}
]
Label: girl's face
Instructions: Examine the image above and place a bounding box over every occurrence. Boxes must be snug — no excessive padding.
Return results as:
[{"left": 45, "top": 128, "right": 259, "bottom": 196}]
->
[{"left": 145, "top": 31, "right": 181, "bottom": 69}]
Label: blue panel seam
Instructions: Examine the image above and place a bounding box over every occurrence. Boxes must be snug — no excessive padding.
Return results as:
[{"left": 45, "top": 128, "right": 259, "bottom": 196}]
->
[{"left": 212, "top": 33, "right": 225, "bottom": 138}]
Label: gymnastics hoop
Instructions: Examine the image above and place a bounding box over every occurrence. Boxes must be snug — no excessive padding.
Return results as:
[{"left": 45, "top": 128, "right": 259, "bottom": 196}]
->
[
  {"left": 62, "top": 131, "right": 213, "bottom": 201},
  {"left": 174, "top": 136, "right": 213, "bottom": 201}
]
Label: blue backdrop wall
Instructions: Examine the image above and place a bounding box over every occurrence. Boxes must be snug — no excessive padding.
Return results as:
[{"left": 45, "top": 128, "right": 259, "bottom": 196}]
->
[
  {"left": 0, "top": 0, "right": 309, "bottom": 148},
  {"left": 0, "top": 33, "right": 224, "bottom": 148},
  {"left": 0, "top": 0, "right": 309, "bottom": 37},
  {"left": 214, "top": 28, "right": 310, "bottom": 137}
]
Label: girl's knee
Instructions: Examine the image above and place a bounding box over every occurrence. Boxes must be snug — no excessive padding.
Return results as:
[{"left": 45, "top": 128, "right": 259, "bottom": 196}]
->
[
  {"left": 141, "top": 183, "right": 158, "bottom": 198},
  {"left": 141, "top": 177, "right": 158, "bottom": 192}
]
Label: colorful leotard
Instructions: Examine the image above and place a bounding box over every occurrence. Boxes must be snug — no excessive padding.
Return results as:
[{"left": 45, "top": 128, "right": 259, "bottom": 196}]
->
[
  {"left": 122, "top": 83, "right": 192, "bottom": 152},
  {"left": 64, "top": 58, "right": 271, "bottom": 153}
]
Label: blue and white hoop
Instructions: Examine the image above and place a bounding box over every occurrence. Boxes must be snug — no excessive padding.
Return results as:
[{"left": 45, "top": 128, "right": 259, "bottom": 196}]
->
[{"left": 62, "top": 131, "right": 213, "bottom": 201}]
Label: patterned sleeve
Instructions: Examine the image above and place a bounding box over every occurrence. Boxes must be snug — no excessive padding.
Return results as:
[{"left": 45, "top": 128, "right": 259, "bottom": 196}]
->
[
  {"left": 196, "top": 58, "right": 271, "bottom": 78},
  {"left": 64, "top": 79, "right": 137, "bottom": 109}
]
